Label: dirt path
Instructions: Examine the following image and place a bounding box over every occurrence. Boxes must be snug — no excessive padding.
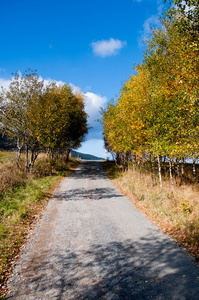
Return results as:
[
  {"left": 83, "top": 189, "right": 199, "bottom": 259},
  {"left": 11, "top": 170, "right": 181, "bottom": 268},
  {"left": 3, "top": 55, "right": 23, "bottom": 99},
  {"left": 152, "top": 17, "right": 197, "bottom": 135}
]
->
[{"left": 7, "top": 161, "right": 199, "bottom": 299}]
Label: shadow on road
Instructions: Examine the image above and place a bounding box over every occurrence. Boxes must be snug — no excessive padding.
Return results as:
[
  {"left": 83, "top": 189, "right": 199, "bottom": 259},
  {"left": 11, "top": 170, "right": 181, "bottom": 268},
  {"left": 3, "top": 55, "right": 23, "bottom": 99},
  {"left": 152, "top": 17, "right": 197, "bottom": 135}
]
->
[
  {"left": 9, "top": 235, "right": 199, "bottom": 299},
  {"left": 71, "top": 160, "right": 107, "bottom": 181},
  {"left": 53, "top": 187, "right": 122, "bottom": 202}
]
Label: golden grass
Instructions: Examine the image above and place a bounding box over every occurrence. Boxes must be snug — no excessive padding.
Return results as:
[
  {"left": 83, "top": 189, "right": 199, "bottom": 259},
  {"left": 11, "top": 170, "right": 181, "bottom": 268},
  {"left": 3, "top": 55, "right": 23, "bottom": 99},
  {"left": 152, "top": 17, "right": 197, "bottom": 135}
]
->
[{"left": 104, "top": 161, "right": 199, "bottom": 261}]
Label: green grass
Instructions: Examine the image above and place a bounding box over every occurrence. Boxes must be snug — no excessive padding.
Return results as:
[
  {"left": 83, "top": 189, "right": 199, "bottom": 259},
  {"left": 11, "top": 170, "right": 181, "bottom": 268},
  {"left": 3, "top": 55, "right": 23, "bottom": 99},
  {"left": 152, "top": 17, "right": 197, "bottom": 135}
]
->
[
  {"left": 103, "top": 160, "right": 122, "bottom": 179},
  {"left": 0, "top": 152, "right": 15, "bottom": 164},
  {"left": 0, "top": 153, "right": 79, "bottom": 294}
]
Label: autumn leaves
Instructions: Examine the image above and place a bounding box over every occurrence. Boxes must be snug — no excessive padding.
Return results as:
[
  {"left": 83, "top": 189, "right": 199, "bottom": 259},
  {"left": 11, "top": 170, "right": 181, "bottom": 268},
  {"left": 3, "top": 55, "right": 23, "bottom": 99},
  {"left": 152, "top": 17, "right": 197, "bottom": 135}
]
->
[
  {"left": 0, "top": 69, "right": 88, "bottom": 171},
  {"left": 102, "top": 0, "right": 198, "bottom": 182}
]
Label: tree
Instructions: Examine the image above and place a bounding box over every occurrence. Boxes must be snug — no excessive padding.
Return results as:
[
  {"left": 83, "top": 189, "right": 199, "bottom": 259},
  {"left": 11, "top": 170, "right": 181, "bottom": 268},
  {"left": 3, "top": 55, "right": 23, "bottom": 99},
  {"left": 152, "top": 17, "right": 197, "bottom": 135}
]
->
[
  {"left": 102, "top": 0, "right": 198, "bottom": 185},
  {"left": 32, "top": 83, "right": 88, "bottom": 159},
  {"left": 0, "top": 69, "right": 44, "bottom": 170},
  {"left": 0, "top": 70, "right": 88, "bottom": 170},
  {"left": 165, "top": 0, "right": 199, "bottom": 35}
]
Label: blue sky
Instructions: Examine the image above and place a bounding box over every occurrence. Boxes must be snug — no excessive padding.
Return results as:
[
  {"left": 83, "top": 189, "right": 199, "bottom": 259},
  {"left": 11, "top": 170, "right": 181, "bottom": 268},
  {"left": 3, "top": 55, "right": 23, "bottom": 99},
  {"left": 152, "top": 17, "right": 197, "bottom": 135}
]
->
[{"left": 0, "top": 0, "right": 167, "bottom": 158}]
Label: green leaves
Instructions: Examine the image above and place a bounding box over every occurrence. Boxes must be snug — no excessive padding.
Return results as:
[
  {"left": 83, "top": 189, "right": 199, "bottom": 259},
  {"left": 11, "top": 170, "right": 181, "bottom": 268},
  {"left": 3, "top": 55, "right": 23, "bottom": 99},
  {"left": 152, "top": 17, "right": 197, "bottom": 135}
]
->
[{"left": 0, "top": 70, "right": 88, "bottom": 169}]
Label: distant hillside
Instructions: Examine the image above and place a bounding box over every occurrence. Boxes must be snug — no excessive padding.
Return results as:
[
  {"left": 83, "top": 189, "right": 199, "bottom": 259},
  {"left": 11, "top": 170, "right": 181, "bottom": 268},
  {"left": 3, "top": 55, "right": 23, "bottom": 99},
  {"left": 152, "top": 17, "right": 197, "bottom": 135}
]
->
[
  {"left": 71, "top": 150, "right": 104, "bottom": 161},
  {"left": 0, "top": 137, "right": 104, "bottom": 160}
]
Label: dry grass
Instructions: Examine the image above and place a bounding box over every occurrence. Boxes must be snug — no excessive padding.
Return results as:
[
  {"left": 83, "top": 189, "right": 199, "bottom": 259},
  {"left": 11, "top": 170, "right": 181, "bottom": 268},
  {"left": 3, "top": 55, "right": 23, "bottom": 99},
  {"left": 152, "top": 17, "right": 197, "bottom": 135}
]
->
[
  {"left": 0, "top": 163, "right": 28, "bottom": 195},
  {"left": 104, "top": 161, "right": 199, "bottom": 262},
  {"left": 0, "top": 151, "right": 79, "bottom": 295}
]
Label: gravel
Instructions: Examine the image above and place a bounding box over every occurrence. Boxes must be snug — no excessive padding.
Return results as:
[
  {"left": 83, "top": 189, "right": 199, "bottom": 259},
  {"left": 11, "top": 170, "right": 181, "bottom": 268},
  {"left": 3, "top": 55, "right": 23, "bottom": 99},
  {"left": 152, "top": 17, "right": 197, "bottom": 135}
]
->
[{"left": 6, "top": 161, "right": 199, "bottom": 299}]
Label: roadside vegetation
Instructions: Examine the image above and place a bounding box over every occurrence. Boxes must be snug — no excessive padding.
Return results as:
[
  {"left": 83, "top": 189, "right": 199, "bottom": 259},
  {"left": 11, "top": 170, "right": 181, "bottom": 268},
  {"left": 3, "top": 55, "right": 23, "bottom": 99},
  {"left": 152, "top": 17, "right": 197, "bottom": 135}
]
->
[
  {"left": 104, "top": 160, "right": 199, "bottom": 261},
  {"left": 0, "top": 70, "right": 88, "bottom": 295},
  {"left": 102, "top": 0, "right": 198, "bottom": 260},
  {"left": 101, "top": 0, "right": 198, "bottom": 183},
  {"left": 0, "top": 151, "right": 79, "bottom": 294}
]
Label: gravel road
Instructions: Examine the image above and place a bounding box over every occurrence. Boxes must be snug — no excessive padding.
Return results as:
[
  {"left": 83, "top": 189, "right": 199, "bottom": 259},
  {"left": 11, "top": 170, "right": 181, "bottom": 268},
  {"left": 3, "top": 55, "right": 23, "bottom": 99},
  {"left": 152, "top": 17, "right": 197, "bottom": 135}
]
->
[{"left": 7, "top": 161, "right": 199, "bottom": 299}]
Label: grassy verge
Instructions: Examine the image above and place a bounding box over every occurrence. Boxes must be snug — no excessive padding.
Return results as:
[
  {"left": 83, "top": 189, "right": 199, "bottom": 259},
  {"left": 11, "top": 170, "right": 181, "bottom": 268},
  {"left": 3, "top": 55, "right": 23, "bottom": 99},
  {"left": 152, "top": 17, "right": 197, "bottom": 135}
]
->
[
  {"left": 104, "top": 160, "right": 199, "bottom": 262},
  {"left": 0, "top": 152, "right": 79, "bottom": 295}
]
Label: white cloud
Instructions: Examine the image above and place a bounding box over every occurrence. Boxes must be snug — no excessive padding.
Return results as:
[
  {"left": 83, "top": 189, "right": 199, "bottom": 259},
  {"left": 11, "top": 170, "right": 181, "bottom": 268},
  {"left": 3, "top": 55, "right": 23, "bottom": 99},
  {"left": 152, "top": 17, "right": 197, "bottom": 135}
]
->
[
  {"left": 139, "top": 15, "right": 160, "bottom": 46},
  {"left": 137, "top": 0, "right": 166, "bottom": 47},
  {"left": 70, "top": 84, "right": 107, "bottom": 131},
  {"left": 69, "top": 86, "right": 107, "bottom": 140},
  {"left": 84, "top": 92, "right": 107, "bottom": 124},
  {"left": 144, "top": 15, "right": 160, "bottom": 34},
  {"left": 138, "top": 0, "right": 163, "bottom": 47},
  {"left": 69, "top": 83, "right": 82, "bottom": 95},
  {"left": 91, "top": 38, "right": 127, "bottom": 57},
  {"left": 0, "top": 75, "right": 65, "bottom": 91},
  {"left": 83, "top": 92, "right": 107, "bottom": 142},
  {"left": 0, "top": 77, "right": 11, "bottom": 90},
  {"left": 42, "top": 77, "right": 65, "bottom": 88},
  {"left": 69, "top": 84, "right": 107, "bottom": 126}
]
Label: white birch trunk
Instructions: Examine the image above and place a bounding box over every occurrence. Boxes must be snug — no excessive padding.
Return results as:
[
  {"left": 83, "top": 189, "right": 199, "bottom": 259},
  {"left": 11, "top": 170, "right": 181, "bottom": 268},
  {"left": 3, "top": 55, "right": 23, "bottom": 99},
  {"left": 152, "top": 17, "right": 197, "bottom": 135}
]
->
[
  {"left": 193, "top": 158, "right": 196, "bottom": 182},
  {"left": 26, "top": 145, "right": 29, "bottom": 172},
  {"left": 157, "top": 155, "right": 162, "bottom": 189}
]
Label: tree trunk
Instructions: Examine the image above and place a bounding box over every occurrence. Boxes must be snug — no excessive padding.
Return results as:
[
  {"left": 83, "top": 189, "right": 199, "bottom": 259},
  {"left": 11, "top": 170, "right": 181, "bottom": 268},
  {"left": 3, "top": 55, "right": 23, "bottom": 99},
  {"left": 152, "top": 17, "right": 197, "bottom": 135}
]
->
[
  {"left": 65, "top": 149, "right": 71, "bottom": 162},
  {"left": 175, "top": 158, "right": 180, "bottom": 178},
  {"left": 121, "top": 153, "right": 125, "bottom": 172},
  {"left": 169, "top": 158, "right": 174, "bottom": 191},
  {"left": 16, "top": 148, "right": 22, "bottom": 167},
  {"left": 50, "top": 150, "right": 54, "bottom": 160},
  {"left": 157, "top": 155, "right": 162, "bottom": 189},
  {"left": 115, "top": 153, "right": 121, "bottom": 167},
  {"left": 29, "top": 150, "right": 39, "bottom": 172},
  {"left": 26, "top": 145, "right": 29, "bottom": 172},
  {"left": 181, "top": 157, "right": 185, "bottom": 182},
  {"left": 124, "top": 151, "right": 130, "bottom": 172},
  {"left": 193, "top": 158, "right": 196, "bottom": 182}
]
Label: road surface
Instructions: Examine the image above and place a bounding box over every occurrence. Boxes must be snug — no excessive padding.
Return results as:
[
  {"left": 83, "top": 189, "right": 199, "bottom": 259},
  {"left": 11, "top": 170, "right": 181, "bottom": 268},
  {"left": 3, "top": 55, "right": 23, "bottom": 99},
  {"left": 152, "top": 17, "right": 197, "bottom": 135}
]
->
[{"left": 7, "top": 161, "right": 199, "bottom": 299}]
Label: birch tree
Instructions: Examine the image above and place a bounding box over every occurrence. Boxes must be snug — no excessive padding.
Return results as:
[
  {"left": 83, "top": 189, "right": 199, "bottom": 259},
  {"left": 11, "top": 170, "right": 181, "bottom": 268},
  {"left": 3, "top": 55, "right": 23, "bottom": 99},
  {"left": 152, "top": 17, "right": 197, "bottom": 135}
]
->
[
  {"left": 0, "top": 69, "right": 44, "bottom": 170},
  {"left": 0, "top": 70, "right": 88, "bottom": 169}
]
